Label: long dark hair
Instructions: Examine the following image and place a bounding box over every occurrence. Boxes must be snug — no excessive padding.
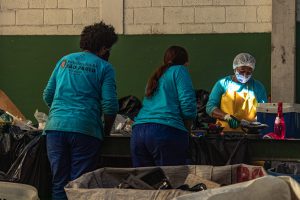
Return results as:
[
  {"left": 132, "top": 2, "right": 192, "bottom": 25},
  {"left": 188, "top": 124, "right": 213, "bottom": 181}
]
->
[{"left": 145, "top": 46, "right": 188, "bottom": 97}]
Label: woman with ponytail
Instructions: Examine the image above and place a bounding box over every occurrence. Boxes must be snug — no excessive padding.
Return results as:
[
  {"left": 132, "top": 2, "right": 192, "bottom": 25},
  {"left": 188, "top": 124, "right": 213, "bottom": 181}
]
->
[{"left": 130, "top": 46, "right": 197, "bottom": 167}]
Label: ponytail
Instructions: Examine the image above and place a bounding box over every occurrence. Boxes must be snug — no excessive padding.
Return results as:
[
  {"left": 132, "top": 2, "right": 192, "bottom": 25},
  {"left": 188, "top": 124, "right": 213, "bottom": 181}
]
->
[
  {"left": 145, "top": 45, "right": 188, "bottom": 97},
  {"left": 145, "top": 63, "right": 171, "bottom": 97}
]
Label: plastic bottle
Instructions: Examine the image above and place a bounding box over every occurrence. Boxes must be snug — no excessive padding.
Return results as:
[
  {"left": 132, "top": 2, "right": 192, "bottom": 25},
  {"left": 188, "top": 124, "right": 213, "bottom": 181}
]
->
[{"left": 273, "top": 102, "right": 286, "bottom": 139}]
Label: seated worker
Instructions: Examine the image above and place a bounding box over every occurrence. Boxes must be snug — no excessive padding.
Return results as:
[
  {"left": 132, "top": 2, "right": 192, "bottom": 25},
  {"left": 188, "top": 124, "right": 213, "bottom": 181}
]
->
[
  {"left": 130, "top": 46, "right": 197, "bottom": 167},
  {"left": 206, "top": 53, "right": 268, "bottom": 132}
]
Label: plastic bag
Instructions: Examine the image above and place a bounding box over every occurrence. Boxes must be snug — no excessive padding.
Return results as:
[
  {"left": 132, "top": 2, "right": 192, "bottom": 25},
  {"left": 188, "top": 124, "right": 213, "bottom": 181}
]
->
[
  {"left": 34, "top": 110, "right": 48, "bottom": 130},
  {"left": 192, "top": 89, "right": 216, "bottom": 130},
  {"left": 3, "top": 111, "right": 37, "bottom": 131},
  {"left": 0, "top": 130, "right": 10, "bottom": 155},
  {"left": 0, "top": 109, "right": 13, "bottom": 123},
  {"left": 111, "top": 114, "right": 133, "bottom": 135},
  {"left": 13, "top": 118, "right": 35, "bottom": 131},
  {"left": 0, "top": 134, "right": 52, "bottom": 198},
  {"left": 0, "top": 125, "right": 34, "bottom": 173},
  {"left": 189, "top": 134, "right": 250, "bottom": 165},
  {"left": 118, "top": 96, "right": 142, "bottom": 120},
  {"left": 118, "top": 167, "right": 172, "bottom": 190}
]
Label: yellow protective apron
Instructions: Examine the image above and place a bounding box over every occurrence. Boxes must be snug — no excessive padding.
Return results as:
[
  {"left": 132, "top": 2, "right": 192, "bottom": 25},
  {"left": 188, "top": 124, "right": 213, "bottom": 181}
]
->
[{"left": 216, "top": 80, "right": 258, "bottom": 132}]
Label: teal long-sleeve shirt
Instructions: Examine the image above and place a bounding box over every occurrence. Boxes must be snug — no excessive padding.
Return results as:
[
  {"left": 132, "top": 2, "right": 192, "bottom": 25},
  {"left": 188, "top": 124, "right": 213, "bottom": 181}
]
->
[
  {"left": 134, "top": 65, "right": 197, "bottom": 132},
  {"left": 43, "top": 51, "right": 118, "bottom": 140},
  {"left": 206, "top": 75, "right": 268, "bottom": 116}
]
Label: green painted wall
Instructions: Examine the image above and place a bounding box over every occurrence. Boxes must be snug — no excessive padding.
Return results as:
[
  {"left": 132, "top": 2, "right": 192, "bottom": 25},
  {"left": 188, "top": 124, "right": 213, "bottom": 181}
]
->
[{"left": 0, "top": 34, "right": 271, "bottom": 120}]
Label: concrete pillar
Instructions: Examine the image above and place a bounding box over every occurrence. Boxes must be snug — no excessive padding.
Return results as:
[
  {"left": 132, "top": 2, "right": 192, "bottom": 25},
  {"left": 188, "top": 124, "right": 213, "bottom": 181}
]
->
[{"left": 271, "top": 0, "right": 296, "bottom": 103}]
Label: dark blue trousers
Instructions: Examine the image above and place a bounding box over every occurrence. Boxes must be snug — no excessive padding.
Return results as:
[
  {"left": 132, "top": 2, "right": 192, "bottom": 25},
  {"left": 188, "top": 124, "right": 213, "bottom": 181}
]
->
[
  {"left": 130, "top": 123, "right": 189, "bottom": 167},
  {"left": 46, "top": 131, "right": 101, "bottom": 200}
]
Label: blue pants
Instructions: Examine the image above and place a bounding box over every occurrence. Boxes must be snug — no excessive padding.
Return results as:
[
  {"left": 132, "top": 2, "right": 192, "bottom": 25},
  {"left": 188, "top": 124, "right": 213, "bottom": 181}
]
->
[
  {"left": 130, "top": 123, "right": 189, "bottom": 167},
  {"left": 46, "top": 131, "right": 101, "bottom": 200}
]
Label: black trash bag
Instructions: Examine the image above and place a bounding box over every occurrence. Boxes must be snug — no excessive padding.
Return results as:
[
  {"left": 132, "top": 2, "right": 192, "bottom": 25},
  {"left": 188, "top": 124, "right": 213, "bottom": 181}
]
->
[
  {"left": 0, "top": 125, "right": 35, "bottom": 173},
  {"left": 267, "top": 161, "right": 300, "bottom": 175},
  {"left": 0, "top": 108, "right": 13, "bottom": 123},
  {"left": 177, "top": 183, "right": 207, "bottom": 192},
  {"left": 0, "top": 126, "right": 10, "bottom": 156},
  {"left": 189, "top": 134, "right": 250, "bottom": 166},
  {"left": 118, "top": 96, "right": 142, "bottom": 120},
  {"left": 0, "top": 134, "right": 52, "bottom": 198},
  {"left": 192, "top": 89, "right": 216, "bottom": 130},
  {"left": 118, "top": 167, "right": 172, "bottom": 190}
]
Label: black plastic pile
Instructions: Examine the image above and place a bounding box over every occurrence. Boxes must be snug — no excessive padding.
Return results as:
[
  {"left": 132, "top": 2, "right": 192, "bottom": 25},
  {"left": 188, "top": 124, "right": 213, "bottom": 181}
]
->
[
  {"left": 192, "top": 89, "right": 216, "bottom": 130},
  {"left": 0, "top": 125, "right": 51, "bottom": 198},
  {"left": 118, "top": 95, "right": 142, "bottom": 120},
  {"left": 118, "top": 167, "right": 207, "bottom": 192}
]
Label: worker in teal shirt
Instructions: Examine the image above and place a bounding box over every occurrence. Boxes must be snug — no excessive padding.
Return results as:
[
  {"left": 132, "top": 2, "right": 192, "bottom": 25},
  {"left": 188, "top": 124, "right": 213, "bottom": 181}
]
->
[
  {"left": 131, "top": 46, "right": 197, "bottom": 167},
  {"left": 43, "top": 22, "right": 118, "bottom": 200},
  {"left": 206, "top": 53, "right": 267, "bottom": 132}
]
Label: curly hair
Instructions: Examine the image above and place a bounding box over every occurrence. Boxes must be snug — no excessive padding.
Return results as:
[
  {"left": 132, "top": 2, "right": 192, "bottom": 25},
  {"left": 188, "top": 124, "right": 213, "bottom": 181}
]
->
[{"left": 80, "top": 21, "right": 118, "bottom": 53}]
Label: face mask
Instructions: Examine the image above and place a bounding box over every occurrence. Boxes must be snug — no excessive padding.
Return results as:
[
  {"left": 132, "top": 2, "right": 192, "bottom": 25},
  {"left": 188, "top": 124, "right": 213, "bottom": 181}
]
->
[
  {"left": 235, "top": 71, "right": 252, "bottom": 83},
  {"left": 100, "top": 50, "right": 110, "bottom": 61}
]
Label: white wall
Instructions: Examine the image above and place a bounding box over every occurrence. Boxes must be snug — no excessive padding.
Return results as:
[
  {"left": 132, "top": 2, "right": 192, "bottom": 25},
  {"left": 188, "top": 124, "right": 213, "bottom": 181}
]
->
[
  {"left": 124, "top": 0, "right": 272, "bottom": 34},
  {"left": 0, "top": 0, "right": 272, "bottom": 35},
  {"left": 0, "top": 0, "right": 101, "bottom": 35}
]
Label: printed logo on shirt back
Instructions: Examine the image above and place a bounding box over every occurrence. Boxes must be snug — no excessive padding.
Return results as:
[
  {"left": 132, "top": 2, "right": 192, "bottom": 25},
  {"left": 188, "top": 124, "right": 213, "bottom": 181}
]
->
[
  {"left": 63, "top": 60, "right": 96, "bottom": 74},
  {"left": 60, "top": 60, "right": 67, "bottom": 68}
]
